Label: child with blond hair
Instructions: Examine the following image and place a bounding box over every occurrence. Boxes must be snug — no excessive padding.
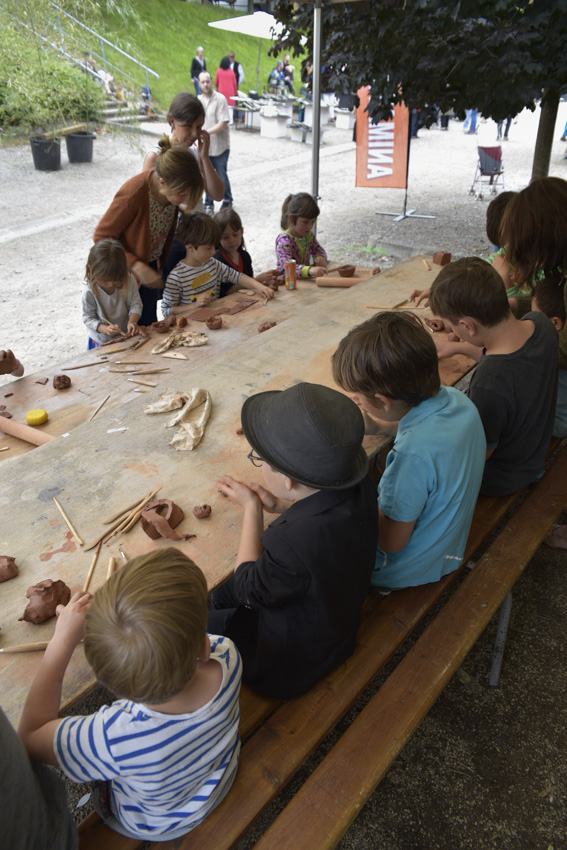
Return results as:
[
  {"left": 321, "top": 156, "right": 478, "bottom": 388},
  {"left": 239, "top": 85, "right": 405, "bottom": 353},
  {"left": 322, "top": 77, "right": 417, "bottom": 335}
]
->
[
  {"left": 83, "top": 238, "right": 142, "bottom": 346},
  {"left": 18, "top": 549, "right": 242, "bottom": 841}
]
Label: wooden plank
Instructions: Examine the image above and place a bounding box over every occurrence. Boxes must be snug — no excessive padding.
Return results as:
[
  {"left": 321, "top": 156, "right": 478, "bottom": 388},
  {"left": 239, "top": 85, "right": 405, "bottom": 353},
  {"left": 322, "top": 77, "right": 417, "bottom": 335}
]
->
[{"left": 253, "top": 444, "right": 567, "bottom": 850}]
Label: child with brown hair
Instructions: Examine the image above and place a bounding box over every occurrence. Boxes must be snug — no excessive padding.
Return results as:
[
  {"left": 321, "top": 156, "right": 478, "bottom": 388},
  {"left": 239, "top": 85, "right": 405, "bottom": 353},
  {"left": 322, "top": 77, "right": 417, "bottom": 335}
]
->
[
  {"left": 18, "top": 549, "right": 242, "bottom": 842},
  {"left": 332, "top": 311, "right": 485, "bottom": 592},
  {"left": 430, "top": 257, "right": 558, "bottom": 496},
  {"left": 275, "top": 192, "right": 327, "bottom": 278},
  {"left": 162, "top": 212, "right": 274, "bottom": 314},
  {"left": 531, "top": 276, "right": 567, "bottom": 438},
  {"left": 213, "top": 207, "right": 280, "bottom": 297},
  {"left": 94, "top": 137, "right": 204, "bottom": 325},
  {"left": 83, "top": 238, "right": 142, "bottom": 346}
]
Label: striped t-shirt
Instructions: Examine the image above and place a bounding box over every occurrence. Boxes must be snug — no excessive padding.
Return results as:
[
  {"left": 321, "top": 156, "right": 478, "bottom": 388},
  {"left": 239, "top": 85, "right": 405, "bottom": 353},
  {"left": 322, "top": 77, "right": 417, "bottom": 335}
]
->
[
  {"left": 162, "top": 258, "right": 241, "bottom": 316},
  {"left": 55, "top": 635, "right": 242, "bottom": 839}
]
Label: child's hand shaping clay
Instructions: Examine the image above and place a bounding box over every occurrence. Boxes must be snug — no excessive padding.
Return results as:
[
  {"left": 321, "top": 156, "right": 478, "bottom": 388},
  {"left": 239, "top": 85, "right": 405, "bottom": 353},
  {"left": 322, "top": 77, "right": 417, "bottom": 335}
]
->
[
  {"left": 247, "top": 482, "right": 287, "bottom": 514},
  {"left": 195, "top": 291, "right": 215, "bottom": 307},
  {"left": 313, "top": 255, "right": 327, "bottom": 269},
  {"left": 53, "top": 590, "right": 92, "bottom": 649},
  {"left": 409, "top": 288, "right": 430, "bottom": 307},
  {"left": 100, "top": 322, "right": 122, "bottom": 337},
  {"left": 217, "top": 475, "right": 261, "bottom": 508},
  {"left": 127, "top": 319, "right": 141, "bottom": 336},
  {"left": 256, "top": 283, "right": 275, "bottom": 303},
  {"left": 308, "top": 266, "right": 327, "bottom": 278}
]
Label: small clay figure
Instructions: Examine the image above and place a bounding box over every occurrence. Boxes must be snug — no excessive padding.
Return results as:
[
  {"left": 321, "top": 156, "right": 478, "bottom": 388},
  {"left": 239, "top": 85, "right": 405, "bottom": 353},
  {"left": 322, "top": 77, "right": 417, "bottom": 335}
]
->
[
  {"left": 193, "top": 504, "right": 212, "bottom": 519},
  {"left": 19, "top": 579, "right": 71, "bottom": 624},
  {"left": 206, "top": 316, "right": 223, "bottom": 330},
  {"left": 141, "top": 499, "right": 195, "bottom": 541},
  {"left": 152, "top": 321, "right": 170, "bottom": 334},
  {"left": 177, "top": 316, "right": 188, "bottom": 328},
  {"left": 337, "top": 265, "right": 356, "bottom": 277},
  {"left": 258, "top": 321, "right": 277, "bottom": 333},
  {"left": 433, "top": 251, "right": 452, "bottom": 266},
  {"left": 236, "top": 427, "right": 244, "bottom": 435},
  {"left": 35, "top": 377, "right": 49, "bottom": 385},
  {"left": 0, "top": 556, "right": 18, "bottom": 583},
  {"left": 53, "top": 375, "right": 72, "bottom": 390}
]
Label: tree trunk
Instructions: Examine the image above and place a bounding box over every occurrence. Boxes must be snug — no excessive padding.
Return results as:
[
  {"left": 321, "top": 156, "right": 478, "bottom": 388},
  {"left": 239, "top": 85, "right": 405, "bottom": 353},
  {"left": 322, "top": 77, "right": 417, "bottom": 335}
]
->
[
  {"left": 248, "top": 0, "right": 255, "bottom": 12},
  {"left": 531, "top": 88, "right": 560, "bottom": 180}
]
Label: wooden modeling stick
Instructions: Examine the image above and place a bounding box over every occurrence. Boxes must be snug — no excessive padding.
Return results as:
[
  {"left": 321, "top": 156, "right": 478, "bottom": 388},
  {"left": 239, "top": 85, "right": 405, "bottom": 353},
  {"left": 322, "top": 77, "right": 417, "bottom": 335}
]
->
[
  {"left": 127, "top": 378, "right": 158, "bottom": 387},
  {"left": 0, "top": 641, "right": 50, "bottom": 654},
  {"left": 88, "top": 394, "right": 110, "bottom": 423},
  {"left": 106, "top": 556, "right": 116, "bottom": 580},
  {"left": 83, "top": 540, "right": 102, "bottom": 592},
  {"left": 112, "top": 361, "right": 151, "bottom": 366},
  {"left": 130, "top": 368, "right": 170, "bottom": 376},
  {"left": 96, "top": 346, "right": 129, "bottom": 357},
  {"left": 64, "top": 361, "right": 108, "bottom": 370},
  {"left": 0, "top": 446, "right": 10, "bottom": 452},
  {"left": 84, "top": 487, "right": 162, "bottom": 550},
  {"left": 53, "top": 497, "right": 83, "bottom": 546},
  {"left": 104, "top": 486, "right": 162, "bottom": 543},
  {"left": 103, "top": 498, "right": 146, "bottom": 525},
  {"left": 0, "top": 416, "right": 55, "bottom": 447}
]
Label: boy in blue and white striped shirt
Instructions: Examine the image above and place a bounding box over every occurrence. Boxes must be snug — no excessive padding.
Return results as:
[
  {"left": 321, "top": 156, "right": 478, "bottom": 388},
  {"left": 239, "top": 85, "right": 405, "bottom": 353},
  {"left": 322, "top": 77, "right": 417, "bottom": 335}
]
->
[{"left": 18, "top": 549, "right": 242, "bottom": 841}]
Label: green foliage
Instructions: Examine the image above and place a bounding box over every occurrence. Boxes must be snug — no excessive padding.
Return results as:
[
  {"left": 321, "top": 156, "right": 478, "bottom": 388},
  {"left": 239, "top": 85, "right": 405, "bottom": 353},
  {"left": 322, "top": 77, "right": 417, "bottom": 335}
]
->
[
  {"left": 272, "top": 0, "right": 567, "bottom": 124},
  {"left": 0, "top": 23, "right": 104, "bottom": 131}
]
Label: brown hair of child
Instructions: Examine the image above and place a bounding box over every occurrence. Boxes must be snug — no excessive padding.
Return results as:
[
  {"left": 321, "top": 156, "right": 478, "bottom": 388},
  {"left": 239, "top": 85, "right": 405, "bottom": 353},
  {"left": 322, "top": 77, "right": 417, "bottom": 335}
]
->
[
  {"left": 167, "top": 92, "right": 205, "bottom": 126},
  {"left": 532, "top": 276, "right": 567, "bottom": 323},
  {"left": 499, "top": 177, "right": 567, "bottom": 284},
  {"left": 280, "top": 192, "right": 320, "bottom": 230},
  {"left": 214, "top": 207, "right": 244, "bottom": 249},
  {"left": 485, "top": 191, "right": 517, "bottom": 246},
  {"left": 85, "top": 238, "right": 129, "bottom": 295},
  {"left": 154, "top": 136, "right": 204, "bottom": 207},
  {"left": 429, "top": 257, "right": 511, "bottom": 328},
  {"left": 84, "top": 549, "right": 208, "bottom": 704},
  {"left": 177, "top": 212, "right": 221, "bottom": 248},
  {"left": 332, "top": 311, "right": 440, "bottom": 406}
]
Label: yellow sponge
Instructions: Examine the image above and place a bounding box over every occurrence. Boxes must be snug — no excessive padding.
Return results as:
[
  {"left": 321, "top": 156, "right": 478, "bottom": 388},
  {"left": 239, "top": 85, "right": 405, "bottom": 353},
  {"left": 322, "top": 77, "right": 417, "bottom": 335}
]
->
[{"left": 26, "top": 409, "right": 48, "bottom": 426}]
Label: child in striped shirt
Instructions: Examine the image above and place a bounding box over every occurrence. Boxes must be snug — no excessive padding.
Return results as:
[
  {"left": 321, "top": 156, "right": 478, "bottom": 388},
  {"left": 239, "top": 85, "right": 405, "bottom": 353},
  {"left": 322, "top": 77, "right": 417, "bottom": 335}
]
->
[
  {"left": 18, "top": 549, "right": 242, "bottom": 841},
  {"left": 162, "top": 212, "right": 274, "bottom": 316}
]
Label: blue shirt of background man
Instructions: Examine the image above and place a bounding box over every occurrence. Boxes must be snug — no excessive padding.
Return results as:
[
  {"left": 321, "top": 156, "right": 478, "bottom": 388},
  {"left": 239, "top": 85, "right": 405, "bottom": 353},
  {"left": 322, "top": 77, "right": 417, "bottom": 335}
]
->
[{"left": 373, "top": 385, "right": 486, "bottom": 589}]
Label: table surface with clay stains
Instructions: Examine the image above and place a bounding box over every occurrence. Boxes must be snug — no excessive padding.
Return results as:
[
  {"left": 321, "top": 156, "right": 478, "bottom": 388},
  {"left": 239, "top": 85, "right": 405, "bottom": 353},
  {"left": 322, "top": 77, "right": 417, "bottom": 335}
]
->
[{"left": 0, "top": 256, "right": 476, "bottom": 726}]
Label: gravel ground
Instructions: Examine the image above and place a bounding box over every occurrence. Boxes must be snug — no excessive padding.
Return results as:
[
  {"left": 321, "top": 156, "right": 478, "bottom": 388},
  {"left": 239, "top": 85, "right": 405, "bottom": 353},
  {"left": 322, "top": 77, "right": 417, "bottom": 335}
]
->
[{"left": 2, "top": 102, "right": 567, "bottom": 847}]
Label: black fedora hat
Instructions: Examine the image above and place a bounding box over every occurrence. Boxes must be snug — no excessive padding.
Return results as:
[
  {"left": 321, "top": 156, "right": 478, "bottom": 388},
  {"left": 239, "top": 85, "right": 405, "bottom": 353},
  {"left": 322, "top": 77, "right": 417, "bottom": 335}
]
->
[{"left": 241, "top": 382, "right": 368, "bottom": 490}]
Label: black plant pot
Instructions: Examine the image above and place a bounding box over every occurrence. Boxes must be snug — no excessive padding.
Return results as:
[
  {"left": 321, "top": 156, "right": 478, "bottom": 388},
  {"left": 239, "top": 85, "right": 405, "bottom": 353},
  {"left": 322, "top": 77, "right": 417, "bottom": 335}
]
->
[
  {"left": 66, "top": 131, "right": 96, "bottom": 163},
  {"left": 29, "top": 136, "right": 61, "bottom": 171}
]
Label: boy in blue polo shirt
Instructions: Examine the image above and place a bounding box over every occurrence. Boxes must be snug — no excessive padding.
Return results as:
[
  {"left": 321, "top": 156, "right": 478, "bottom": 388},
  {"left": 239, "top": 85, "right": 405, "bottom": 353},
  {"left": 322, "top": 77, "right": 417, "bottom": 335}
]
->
[{"left": 332, "top": 311, "right": 486, "bottom": 591}]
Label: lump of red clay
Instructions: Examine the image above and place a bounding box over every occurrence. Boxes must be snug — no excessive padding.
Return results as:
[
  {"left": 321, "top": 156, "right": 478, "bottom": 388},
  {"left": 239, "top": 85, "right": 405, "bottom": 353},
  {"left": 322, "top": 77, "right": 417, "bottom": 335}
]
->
[
  {"left": 53, "top": 375, "right": 72, "bottom": 390},
  {"left": 35, "top": 377, "right": 49, "bottom": 385},
  {"left": 177, "top": 316, "right": 188, "bottom": 328},
  {"left": 19, "top": 579, "right": 71, "bottom": 624},
  {"left": 0, "top": 556, "right": 18, "bottom": 583},
  {"left": 258, "top": 321, "right": 277, "bottom": 333},
  {"left": 141, "top": 499, "right": 195, "bottom": 541},
  {"left": 337, "top": 264, "right": 356, "bottom": 278},
  {"left": 236, "top": 427, "right": 244, "bottom": 435},
  {"left": 193, "top": 504, "right": 212, "bottom": 519},
  {"left": 433, "top": 251, "right": 452, "bottom": 266},
  {"left": 206, "top": 316, "right": 223, "bottom": 330}
]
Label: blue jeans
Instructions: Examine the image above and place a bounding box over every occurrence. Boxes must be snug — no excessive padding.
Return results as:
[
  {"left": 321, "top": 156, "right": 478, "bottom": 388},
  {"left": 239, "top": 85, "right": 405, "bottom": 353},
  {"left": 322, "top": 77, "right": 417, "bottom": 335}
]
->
[
  {"left": 206, "top": 148, "right": 232, "bottom": 205},
  {"left": 193, "top": 77, "right": 201, "bottom": 95}
]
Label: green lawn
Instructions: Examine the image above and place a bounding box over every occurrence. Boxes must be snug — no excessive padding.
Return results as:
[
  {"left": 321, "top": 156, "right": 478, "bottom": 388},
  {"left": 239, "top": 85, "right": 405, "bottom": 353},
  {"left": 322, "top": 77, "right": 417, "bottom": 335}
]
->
[{"left": 99, "top": 1, "right": 303, "bottom": 110}]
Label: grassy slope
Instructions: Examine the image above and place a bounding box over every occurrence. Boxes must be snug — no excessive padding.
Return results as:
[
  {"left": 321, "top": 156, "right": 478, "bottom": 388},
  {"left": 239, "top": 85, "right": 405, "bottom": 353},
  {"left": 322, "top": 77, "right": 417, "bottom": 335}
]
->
[{"left": 99, "top": 1, "right": 298, "bottom": 110}]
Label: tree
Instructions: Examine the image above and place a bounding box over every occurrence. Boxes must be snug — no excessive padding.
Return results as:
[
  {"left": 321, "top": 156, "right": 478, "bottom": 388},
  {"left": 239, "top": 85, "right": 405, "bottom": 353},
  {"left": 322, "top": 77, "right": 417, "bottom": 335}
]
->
[{"left": 271, "top": 0, "right": 567, "bottom": 178}]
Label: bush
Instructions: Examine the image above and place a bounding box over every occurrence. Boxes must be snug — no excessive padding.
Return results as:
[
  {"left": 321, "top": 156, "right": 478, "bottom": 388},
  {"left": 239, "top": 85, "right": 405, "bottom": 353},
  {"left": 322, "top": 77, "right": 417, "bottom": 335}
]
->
[{"left": 0, "top": 26, "right": 104, "bottom": 132}]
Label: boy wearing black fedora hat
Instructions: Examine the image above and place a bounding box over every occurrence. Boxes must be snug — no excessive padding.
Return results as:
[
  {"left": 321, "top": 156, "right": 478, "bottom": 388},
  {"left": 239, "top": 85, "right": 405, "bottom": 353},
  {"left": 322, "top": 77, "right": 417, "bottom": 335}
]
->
[
  {"left": 332, "top": 311, "right": 486, "bottom": 592},
  {"left": 208, "top": 382, "right": 378, "bottom": 699}
]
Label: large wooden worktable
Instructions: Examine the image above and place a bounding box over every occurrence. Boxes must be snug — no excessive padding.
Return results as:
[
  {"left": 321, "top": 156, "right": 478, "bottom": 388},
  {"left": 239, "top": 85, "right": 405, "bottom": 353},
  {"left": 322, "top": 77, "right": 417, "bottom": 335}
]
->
[{"left": 0, "top": 256, "right": 474, "bottom": 726}]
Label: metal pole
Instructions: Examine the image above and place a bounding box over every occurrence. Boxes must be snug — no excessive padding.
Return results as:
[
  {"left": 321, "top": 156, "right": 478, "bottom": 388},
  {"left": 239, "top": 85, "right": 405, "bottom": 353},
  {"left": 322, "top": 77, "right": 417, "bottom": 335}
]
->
[
  {"left": 311, "top": 0, "right": 322, "bottom": 201},
  {"left": 256, "top": 38, "right": 261, "bottom": 93}
]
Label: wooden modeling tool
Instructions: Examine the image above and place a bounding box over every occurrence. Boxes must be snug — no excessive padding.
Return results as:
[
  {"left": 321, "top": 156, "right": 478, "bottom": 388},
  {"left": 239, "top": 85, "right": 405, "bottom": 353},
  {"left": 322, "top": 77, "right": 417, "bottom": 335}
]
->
[
  {"left": 88, "top": 394, "right": 110, "bottom": 422},
  {"left": 130, "top": 368, "right": 169, "bottom": 376},
  {"left": 127, "top": 378, "right": 158, "bottom": 387},
  {"left": 84, "top": 487, "right": 162, "bottom": 550},
  {"left": 112, "top": 361, "right": 151, "bottom": 366},
  {"left": 0, "top": 641, "right": 50, "bottom": 653},
  {"left": 106, "top": 556, "right": 116, "bottom": 580},
  {"left": 0, "top": 446, "right": 10, "bottom": 452},
  {"left": 0, "top": 416, "right": 55, "bottom": 447},
  {"left": 65, "top": 361, "right": 107, "bottom": 370},
  {"left": 96, "top": 346, "right": 128, "bottom": 356},
  {"left": 422, "top": 259, "right": 432, "bottom": 270},
  {"left": 161, "top": 352, "right": 188, "bottom": 360},
  {"left": 53, "top": 497, "right": 83, "bottom": 546},
  {"left": 131, "top": 337, "right": 149, "bottom": 350},
  {"left": 103, "top": 499, "right": 145, "bottom": 525},
  {"left": 83, "top": 540, "right": 102, "bottom": 591}
]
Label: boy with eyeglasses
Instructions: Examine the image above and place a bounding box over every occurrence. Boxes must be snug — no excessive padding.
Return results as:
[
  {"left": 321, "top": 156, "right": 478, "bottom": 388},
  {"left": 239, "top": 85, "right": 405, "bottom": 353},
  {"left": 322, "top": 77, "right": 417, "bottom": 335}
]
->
[{"left": 208, "top": 382, "right": 378, "bottom": 699}]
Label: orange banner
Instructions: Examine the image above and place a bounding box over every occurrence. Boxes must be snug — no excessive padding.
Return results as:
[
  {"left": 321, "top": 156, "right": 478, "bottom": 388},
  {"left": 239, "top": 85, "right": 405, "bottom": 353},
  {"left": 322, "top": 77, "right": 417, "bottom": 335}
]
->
[{"left": 355, "top": 88, "right": 409, "bottom": 188}]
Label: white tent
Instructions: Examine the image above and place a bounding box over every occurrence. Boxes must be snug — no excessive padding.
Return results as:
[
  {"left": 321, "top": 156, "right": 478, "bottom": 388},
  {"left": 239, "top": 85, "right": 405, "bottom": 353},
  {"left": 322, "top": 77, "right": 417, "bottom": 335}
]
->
[{"left": 208, "top": 12, "right": 284, "bottom": 93}]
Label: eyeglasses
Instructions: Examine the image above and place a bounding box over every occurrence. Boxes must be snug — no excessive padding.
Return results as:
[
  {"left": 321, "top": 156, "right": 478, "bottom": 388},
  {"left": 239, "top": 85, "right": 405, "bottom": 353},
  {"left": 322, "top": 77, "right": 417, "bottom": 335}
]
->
[{"left": 247, "top": 448, "right": 264, "bottom": 468}]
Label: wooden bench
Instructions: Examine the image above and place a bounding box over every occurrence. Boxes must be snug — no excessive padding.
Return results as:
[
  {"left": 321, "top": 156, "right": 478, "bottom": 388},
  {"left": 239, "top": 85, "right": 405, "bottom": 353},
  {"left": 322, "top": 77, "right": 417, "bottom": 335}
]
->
[{"left": 78, "top": 441, "right": 567, "bottom": 850}]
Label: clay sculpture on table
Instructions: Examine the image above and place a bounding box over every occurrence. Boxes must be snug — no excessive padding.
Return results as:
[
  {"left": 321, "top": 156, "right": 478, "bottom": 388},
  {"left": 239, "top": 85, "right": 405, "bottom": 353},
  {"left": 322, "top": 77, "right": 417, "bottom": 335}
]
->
[
  {"left": 433, "top": 251, "right": 452, "bottom": 266},
  {"left": 205, "top": 316, "right": 223, "bottom": 330},
  {"left": 193, "top": 504, "right": 212, "bottom": 519},
  {"left": 141, "top": 499, "right": 195, "bottom": 540},
  {"left": 19, "top": 579, "right": 71, "bottom": 624},
  {"left": 337, "top": 265, "right": 356, "bottom": 277},
  {"left": 258, "top": 321, "right": 277, "bottom": 333},
  {"left": 0, "top": 556, "right": 18, "bottom": 583},
  {"left": 177, "top": 316, "right": 188, "bottom": 328},
  {"left": 53, "top": 375, "right": 72, "bottom": 390}
]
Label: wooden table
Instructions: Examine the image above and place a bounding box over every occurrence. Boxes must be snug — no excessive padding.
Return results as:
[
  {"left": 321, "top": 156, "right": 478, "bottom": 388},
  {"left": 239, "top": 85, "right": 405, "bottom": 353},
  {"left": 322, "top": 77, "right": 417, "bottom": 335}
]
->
[{"left": 0, "top": 256, "right": 474, "bottom": 725}]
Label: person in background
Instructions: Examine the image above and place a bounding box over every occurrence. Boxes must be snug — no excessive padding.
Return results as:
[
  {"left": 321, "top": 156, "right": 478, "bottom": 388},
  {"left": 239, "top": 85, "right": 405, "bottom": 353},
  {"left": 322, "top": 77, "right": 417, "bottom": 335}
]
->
[
  {"left": 227, "top": 51, "right": 244, "bottom": 122},
  {"left": 199, "top": 71, "right": 233, "bottom": 215},
  {"left": 215, "top": 57, "right": 238, "bottom": 125},
  {"left": 191, "top": 46, "right": 206, "bottom": 95},
  {"left": 283, "top": 55, "right": 295, "bottom": 94}
]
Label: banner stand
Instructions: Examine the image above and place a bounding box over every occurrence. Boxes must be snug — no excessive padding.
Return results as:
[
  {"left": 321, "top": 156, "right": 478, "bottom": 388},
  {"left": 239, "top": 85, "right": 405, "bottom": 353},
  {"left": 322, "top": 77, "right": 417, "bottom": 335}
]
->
[{"left": 375, "top": 127, "right": 435, "bottom": 222}]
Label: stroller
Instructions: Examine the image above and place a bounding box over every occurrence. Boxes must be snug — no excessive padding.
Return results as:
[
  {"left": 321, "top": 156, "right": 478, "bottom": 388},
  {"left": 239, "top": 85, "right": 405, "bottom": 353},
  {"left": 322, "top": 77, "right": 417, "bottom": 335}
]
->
[{"left": 469, "top": 145, "right": 505, "bottom": 199}]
